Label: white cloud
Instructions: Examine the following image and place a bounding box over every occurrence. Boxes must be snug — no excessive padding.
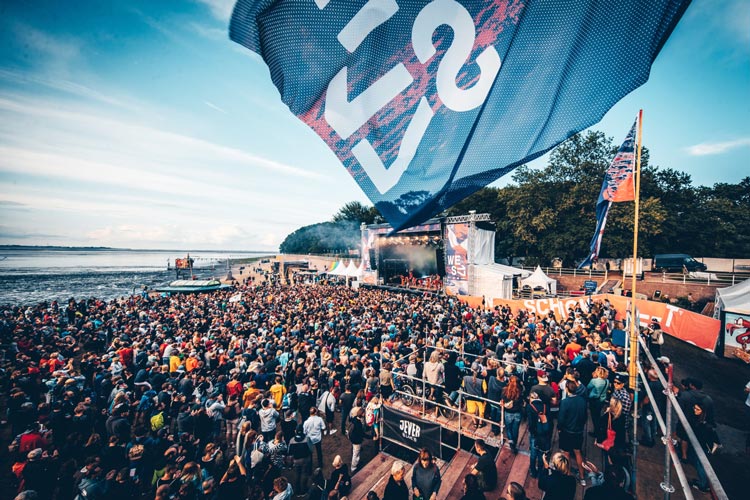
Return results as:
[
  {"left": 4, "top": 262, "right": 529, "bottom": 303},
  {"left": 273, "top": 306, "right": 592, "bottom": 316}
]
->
[
  {"left": 190, "top": 22, "right": 227, "bottom": 40},
  {"left": 12, "top": 22, "right": 81, "bottom": 63},
  {"left": 204, "top": 101, "right": 227, "bottom": 114},
  {"left": 0, "top": 68, "right": 142, "bottom": 112},
  {"left": 0, "top": 96, "right": 321, "bottom": 180},
  {"left": 686, "top": 138, "right": 750, "bottom": 156},
  {"left": 195, "top": 0, "right": 237, "bottom": 22}
]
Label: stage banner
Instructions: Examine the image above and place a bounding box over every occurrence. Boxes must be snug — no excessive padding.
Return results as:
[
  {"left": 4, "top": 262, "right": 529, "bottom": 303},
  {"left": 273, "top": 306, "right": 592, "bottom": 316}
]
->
[
  {"left": 720, "top": 312, "right": 750, "bottom": 363},
  {"left": 361, "top": 228, "right": 374, "bottom": 270},
  {"left": 230, "top": 0, "right": 691, "bottom": 231},
  {"left": 361, "top": 270, "right": 378, "bottom": 285},
  {"left": 492, "top": 294, "right": 720, "bottom": 351},
  {"left": 454, "top": 294, "right": 485, "bottom": 309},
  {"left": 382, "top": 405, "right": 442, "bottom": 458},
  {"left": 445, "top": 223, "right": 469, "bottom": 295}
]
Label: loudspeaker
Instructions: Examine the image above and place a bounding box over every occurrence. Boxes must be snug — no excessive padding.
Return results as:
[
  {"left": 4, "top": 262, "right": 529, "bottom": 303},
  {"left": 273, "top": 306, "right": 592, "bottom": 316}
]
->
[
  {"left": 436, "top": 248, "right": 445, "bottom": 276},
  {"left": 369, "top": 249, "right": 377, "bottom": 270}
]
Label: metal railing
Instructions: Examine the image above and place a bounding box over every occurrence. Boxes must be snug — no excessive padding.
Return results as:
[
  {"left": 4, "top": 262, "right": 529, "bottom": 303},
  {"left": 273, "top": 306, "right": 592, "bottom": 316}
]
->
[{"left": 637, "top": 335, "right": 728, "bottom": 500}]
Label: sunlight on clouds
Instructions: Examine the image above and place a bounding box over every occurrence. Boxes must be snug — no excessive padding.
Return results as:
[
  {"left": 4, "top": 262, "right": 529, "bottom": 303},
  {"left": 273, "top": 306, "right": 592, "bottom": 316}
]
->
[
  {"left": 82, "top": 223, "right": 267, "bottom": 249},
  {"left": 686, "top": 138, "right": 750, "bottom": 156},
  {"left": 195, "top": 0, "right": 237, "bottom": 22},
  {"left": 0, "top": 96, "right": 321, "bottom": 181},
  {"left": 11, "top": 22, "right": 82, "bottom": 75}
]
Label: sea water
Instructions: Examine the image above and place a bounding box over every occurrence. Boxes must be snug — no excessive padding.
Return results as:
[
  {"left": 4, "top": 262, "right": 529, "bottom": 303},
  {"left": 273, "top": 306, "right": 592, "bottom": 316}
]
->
[{"left": 0, "top": 248, "right": 270, "bottom": 306}]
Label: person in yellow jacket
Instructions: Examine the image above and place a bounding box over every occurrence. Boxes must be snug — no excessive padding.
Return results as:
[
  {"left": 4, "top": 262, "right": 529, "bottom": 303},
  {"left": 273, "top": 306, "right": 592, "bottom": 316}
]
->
[
  {"left": 169, "top": 352, "right": 181, "bottom": 373},
  {"left": 270, "top": 375, "right": 287, "bottom": 409}
]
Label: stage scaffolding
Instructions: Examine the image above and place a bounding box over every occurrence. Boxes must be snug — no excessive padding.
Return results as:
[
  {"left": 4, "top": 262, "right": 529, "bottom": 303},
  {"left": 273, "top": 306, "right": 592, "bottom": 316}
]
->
[{"left": 379, "top": 335, "right": 539, "bottom": 457}]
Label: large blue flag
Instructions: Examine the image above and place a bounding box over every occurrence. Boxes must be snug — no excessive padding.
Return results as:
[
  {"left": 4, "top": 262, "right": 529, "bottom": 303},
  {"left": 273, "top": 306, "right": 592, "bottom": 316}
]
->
[
  {"left": 578, "top": 118, "right": 638, "bottom": 269},
  {"left": 230, "top": 0, "right": 690, "bottom": 231}
]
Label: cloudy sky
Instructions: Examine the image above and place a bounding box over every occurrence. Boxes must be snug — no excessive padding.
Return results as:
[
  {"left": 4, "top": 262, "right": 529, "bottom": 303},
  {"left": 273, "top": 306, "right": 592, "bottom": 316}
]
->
[{"left": 0, "top": 0, "right": 748, "bottom": 251}]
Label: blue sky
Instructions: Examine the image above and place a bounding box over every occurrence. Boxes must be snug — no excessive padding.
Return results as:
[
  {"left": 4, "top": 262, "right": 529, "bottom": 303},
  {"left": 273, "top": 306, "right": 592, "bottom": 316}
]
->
[{"left": 0, "top": 0, "right": 747, "bottom": 251}]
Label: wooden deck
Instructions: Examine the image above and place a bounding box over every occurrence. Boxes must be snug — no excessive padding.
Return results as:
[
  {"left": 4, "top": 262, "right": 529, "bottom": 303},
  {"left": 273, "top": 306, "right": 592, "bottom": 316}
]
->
[
  {"left": 355, "top": 399, "right": 690, "bottom": 499},
  {"left": 349, "top": 451, "right": 448, "bottom": 500}
]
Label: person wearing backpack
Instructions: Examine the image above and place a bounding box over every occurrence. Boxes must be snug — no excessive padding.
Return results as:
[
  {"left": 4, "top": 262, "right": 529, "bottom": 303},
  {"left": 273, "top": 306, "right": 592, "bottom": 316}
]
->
[{"left": 586, "top": 367, "right": 610, "bottom": 437}]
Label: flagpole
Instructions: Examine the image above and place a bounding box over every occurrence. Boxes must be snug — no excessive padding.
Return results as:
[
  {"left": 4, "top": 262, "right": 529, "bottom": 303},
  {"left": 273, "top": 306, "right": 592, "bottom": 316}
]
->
[
  {"left": 628, "top": 109, "right": 642, "bottom": 387},
  {"left": 629, "top": 109, "right": 643, "bottom": 493}
]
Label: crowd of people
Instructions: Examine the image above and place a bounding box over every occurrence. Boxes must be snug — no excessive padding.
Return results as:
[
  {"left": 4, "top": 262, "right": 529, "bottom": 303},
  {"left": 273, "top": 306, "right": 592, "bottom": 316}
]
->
[{"left": 0, "top": 261, "right": 725, "bottom": 500}]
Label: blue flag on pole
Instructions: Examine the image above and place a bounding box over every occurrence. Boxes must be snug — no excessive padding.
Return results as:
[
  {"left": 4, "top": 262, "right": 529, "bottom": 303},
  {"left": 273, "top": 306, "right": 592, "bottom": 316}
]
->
[
  {"left": 578, "top": 118, "right": 638, "bottom": 269},
  {"left": 230, "top": 0, "right": 690, "bottom": 231}
]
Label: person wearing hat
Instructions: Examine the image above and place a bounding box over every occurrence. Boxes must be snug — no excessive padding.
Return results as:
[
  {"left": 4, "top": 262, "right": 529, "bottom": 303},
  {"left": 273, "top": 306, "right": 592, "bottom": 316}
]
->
[
  {"left": 612, "top": 375, "right": 632, "bottom": 439},
  {"left": 530, "top": 371, "right": 556, "bottom": 409}
]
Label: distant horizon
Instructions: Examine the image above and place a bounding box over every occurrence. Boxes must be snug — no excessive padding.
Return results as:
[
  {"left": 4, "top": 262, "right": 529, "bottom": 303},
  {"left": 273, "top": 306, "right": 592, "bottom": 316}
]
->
[{"left": 0, "top": 244, "right": 276, "bottom": 254}]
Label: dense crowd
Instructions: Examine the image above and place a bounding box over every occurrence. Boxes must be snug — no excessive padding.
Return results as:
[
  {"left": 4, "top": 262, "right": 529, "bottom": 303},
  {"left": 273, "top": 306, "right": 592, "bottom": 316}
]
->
[{"left": 0, "top": 264, "right": 723, "bottom": 500}]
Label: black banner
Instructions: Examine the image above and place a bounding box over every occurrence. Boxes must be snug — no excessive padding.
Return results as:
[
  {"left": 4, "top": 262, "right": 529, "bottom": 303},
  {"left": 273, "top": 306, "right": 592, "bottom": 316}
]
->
[{"left": 382, "top": 406, "right": 442, "bottom": 458}]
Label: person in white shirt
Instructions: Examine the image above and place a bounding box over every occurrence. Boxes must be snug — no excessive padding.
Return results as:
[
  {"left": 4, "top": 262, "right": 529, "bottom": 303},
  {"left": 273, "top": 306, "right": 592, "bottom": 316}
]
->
[
  {"left": 317, "top": 385, "right": 337, "bottom": 435},
  {"left": 259, "top": 398, "right": 280, "bottom": 442},
  {"left": 303, "top": 407, "right": 326, "bottom": 468}
]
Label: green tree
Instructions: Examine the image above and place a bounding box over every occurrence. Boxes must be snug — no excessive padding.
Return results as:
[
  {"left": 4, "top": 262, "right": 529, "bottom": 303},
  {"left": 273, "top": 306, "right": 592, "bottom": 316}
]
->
[{"left": 332, "top": 201, "right": 384, "bottom": 225}]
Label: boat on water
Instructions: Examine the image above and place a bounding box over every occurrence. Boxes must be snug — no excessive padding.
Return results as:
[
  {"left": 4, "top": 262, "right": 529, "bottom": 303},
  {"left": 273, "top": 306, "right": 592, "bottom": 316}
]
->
[{"left": 154, "top": 279, "right": 232, "bottom": 293}]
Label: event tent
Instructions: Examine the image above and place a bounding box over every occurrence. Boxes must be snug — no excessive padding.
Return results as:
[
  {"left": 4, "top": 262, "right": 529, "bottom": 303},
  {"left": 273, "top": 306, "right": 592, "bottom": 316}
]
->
[
  {"left": 344, "top": 260, "right": 359, "bottom": 277},
  {"left": 469, "top": 264, "right": 531, "bottom": 301},
  {"left": 520, "top": 266, "right": 558, "bottom": 296},
  {"left": 714, "top": 278, "right": 750, "bottom": 317}
]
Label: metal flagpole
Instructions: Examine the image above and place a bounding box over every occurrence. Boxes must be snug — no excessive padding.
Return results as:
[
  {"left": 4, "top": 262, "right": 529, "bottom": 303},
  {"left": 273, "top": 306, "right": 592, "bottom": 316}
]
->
[{"left": 629, "top": 109, "right": 644, "bottom": 491}]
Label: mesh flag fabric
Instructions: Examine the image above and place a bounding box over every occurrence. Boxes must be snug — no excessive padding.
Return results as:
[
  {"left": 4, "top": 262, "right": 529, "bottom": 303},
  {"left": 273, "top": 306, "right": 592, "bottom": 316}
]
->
[
  {"left": 230, "top": 0, "right": 690, "bottom": 231},
  {"left": 579, "top": 118, "right": 638, "bottom": 269}
]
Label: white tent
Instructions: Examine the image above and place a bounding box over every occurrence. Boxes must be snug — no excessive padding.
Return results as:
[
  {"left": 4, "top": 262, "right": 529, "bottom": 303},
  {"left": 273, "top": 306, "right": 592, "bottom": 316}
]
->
[
  {"left": 326, "top": 260, "right": 346, "bottom": 276},
  {"left": 714, "top": 278, "right": 750, "bottom": 317},
  {"left": 345, "top": 260, "right": 359, "bottom": 277},
  {"left": 520, "top": 266, "right": 558, "bottom": 296},
  {"left": 469, "top": 264, "right": 530, "bottom": 301}
]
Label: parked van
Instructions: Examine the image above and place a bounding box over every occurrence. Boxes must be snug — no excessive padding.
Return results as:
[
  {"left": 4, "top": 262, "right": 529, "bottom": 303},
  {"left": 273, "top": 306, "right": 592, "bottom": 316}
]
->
[{"left": 652, "top": 254, "right": 707, "bottom": 272}]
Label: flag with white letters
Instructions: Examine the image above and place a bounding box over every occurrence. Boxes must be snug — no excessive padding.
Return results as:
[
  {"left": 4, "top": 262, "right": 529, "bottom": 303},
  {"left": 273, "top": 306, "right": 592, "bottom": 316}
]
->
[{"left": 230, "top": 0, "right": 690, "bottom": 230}]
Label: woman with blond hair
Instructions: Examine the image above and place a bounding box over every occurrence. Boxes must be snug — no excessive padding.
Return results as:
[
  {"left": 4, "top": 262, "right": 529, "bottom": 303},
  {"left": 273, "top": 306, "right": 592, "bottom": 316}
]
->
[
  {"left": 365, "top": 395, "right": 382, "bottom": 440},
  {"left": 586, "top": 366, "right": 609, "bottom": 436},
  {"left": 424, "top": 350, "right": 445, "bottom": 417},
  {"left": 596, "top": 398, "right": 626, "bottom": 460},
  {"left": 329, "top": 454, "right": 352, "bottom": 496},
  {"left": 539, "top": 452, "right": 576, "bottom": 500}
]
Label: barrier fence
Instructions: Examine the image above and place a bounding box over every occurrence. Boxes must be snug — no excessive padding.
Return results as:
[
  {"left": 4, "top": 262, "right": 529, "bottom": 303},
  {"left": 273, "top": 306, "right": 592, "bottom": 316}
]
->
[{"left": 377, "top": 334, "right": 729, "bottom": 498}]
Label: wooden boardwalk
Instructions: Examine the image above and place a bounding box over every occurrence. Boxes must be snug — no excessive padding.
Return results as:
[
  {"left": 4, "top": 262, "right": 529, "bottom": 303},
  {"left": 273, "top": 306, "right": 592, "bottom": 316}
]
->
[{"left": 351, "top": 400, "right": 693, "bottom": 499}]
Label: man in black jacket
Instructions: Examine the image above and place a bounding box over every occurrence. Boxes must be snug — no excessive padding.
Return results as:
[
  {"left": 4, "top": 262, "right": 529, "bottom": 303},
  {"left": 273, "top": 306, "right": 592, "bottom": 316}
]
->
[
  {"left": 339, "top": 384, "right": 356, "bottom": 434},
  {"left": 348, "top": 407, "right": 366, "bottom": 471},
  {"left": 558, "top": 380, "right": 588, "bottom": 486}
]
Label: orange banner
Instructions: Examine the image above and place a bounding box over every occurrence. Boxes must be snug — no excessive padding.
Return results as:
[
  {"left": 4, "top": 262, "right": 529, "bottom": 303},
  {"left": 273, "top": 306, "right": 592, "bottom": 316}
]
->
[
  {"left": 492, "top": 294, "right": 719, "bottom": 351},
  {"left": 456, "top": 295, "right": 485, "bottom": 309}
]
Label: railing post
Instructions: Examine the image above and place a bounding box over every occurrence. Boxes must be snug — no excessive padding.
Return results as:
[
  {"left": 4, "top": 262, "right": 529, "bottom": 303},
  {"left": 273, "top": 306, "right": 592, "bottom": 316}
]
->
[
  {"left": 500, "top": 404, "right": 505, "bottom": 447},
  {"left": 662, "top": 363, "right": 675, "bottom": 499},
  {"left": 457, "top": 392, "right": 462, "bottom": 451}
]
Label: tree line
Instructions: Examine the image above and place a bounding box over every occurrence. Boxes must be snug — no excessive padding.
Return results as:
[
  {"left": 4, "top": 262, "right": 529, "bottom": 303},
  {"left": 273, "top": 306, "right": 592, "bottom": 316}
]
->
[{"left": 280, "top": 131, "right": 749, "bottom": 266}]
